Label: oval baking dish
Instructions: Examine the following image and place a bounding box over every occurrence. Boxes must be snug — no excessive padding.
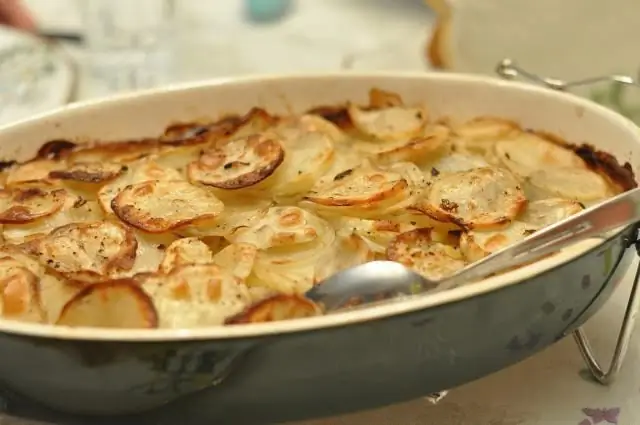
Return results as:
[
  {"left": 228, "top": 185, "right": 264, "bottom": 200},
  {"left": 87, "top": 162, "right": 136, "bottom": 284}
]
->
[{"left": 0, "top": 73, "right": 636, "bottom": 425}]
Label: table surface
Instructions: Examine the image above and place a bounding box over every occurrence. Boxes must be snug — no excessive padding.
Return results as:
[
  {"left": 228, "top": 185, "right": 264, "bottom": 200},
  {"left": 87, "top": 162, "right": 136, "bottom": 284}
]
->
[{"left": 1, "top": 1, "right": 639, "bottom": 424}]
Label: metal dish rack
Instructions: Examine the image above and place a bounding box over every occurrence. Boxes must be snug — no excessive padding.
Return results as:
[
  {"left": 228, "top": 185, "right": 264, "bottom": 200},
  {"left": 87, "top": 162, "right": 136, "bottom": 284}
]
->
[{"left": 496, "top": 59, "right": 640, "bottom": 385}]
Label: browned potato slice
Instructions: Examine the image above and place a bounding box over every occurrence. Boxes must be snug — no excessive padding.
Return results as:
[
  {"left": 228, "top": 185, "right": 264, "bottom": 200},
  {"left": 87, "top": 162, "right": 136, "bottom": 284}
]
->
[
  {"left": 0, "top": 186, "right": 67, "bottom": 224},
  {"left": 56, "top": 279, "right": 158, "bottom": 329},
  {"left": 304, "top": 165, "right": 410, "bottom": 212},
  {"left": 460, "top": 198, "right": 584, "bottom": 262},
  {"left": 416, "top": 166, "right": 526, "bottom": 230},
  {"left": 68, "top": 139, "right": 163, "bottom": 164},
  {"left": 98, "top": 158, "right": 184, "bottom": 215},
  {"left": 211, "top": 243, "right": 258, "bottom": 281},
  {"left": 347, "top": 88, "right": 428, "bottom": 142},
  {"left": 387, "top": 228, "right": 467, "bottom": 281},
  {"left": 112, "top": 180, "right": 224, "bottom": 233},
  {"left": 142, "top": 264, "right": 252, "bottom": 328},
  {"left": 22, "top": 221, "right": 138, "bottom": 282},
  {"left": 3, "top": 194, "right": 104, "bottom": 245},
  {"left": 187, "top": 133, "right": 285, "bottom": 189},
  {"left": 366, "top": 124, "right": 450, "bottom": 165},
  {"left": 452, "top": 117, "right": 520, "bottom": 156},
  {"left": 460, "top": 222, "right": 534, "bottom": 262},
  {"left": 526, "top": 167, "right": 613, "bottom": 203},
  {"left": 226, "top": 294, "right": 321, "bottom": 324},
  {"left": 159, "top": 237, "right": 214, "bottom": 274},
  {"left": 0, "top": 257, "right": 45, "bottom": 323},
  {"left": 0, "top": 246, "right": 82, "bottom": 323},
  {"left": 494, "top": 132, "right": 586, "bottom": 178},
  {"left": 49, "top": 161, "right": 126, "bottom": 184},
  {"left": 231, "top": 206, "right": 328, "bottom": 249},
  {"left": 5, "top": 159, "right": 65, "bottom": 185}
]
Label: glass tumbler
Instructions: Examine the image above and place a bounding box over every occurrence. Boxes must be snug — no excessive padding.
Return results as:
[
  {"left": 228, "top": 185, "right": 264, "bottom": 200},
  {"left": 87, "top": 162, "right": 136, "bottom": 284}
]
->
[{"left": 80, "top": 0, "right": 176, "bottom": 97}]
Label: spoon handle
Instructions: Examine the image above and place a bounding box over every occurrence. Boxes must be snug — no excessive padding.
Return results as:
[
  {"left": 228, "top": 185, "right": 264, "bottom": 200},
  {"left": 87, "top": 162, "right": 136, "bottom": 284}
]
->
[{"left": 443, "top": 187, "right": 640, "bottom": 288}]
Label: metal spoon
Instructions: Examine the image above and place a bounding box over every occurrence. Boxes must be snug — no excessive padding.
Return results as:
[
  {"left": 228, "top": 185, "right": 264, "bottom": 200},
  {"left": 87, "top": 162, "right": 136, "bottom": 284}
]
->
[{"left": 306, "top": 186, "right": 640, "bottom": 311}]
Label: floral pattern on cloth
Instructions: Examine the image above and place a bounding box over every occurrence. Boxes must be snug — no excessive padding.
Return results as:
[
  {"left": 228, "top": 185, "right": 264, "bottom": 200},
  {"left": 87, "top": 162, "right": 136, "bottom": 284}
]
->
[{"left": 579, "top": 407, "right": 620, "bottom": 424}]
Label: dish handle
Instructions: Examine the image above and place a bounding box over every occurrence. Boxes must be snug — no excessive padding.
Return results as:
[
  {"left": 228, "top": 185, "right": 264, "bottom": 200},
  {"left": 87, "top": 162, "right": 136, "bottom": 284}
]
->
[{"left": 496, "top": 59, "right": 640, "bottom": 386}]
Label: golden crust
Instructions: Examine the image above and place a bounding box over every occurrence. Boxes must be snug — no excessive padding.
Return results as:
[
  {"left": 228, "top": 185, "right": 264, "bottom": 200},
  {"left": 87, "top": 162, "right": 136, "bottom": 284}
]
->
[
  {"left": 5, "top": 159, "right": 65, "bottom": 185},
  {"left": 56, "top": 279, "right": 158, "bottom": 329},
  {"left": 187, "top": 134, "right": 285, "bottom": 189},
  {"left": 141, "top": 264, "right": 252, "bottom": 328},
  {"left": 386, "top": 228, "right": 466, "bottom": 281},
  {"left": 226, "top": 294, "right": 321, "bottom": 324},
  {"left": 416, "top": 166, "right": 527, "bottom": 230},
  {"left": 0, "top": 257, "right": 45, "bottom": 322},
  {"left": 21, "top": 221, "right": 138, "bottom": 283},
  {"left": 49, "top": 161, "right": 126, "bottom": 184},
  {"left": 348, "top": 90, "right": 428, "bottom": 141},
  {"left": 305, "top": 166, "right": 409, "bottom": 208},
  {"left": 159, "top": 237, "right": 214, "bottom": 274},
  {"left": 0, "top": 186, "right": 67, "bottom": 224},
  {"left": 111, "top": 180, "right": 224, "bottom": 233}
]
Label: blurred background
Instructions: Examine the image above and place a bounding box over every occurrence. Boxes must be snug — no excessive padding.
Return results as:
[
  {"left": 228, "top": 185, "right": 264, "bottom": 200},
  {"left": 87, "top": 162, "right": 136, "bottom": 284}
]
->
[{"left": 0, "top": 0, "right": 435, "bottom": 124}]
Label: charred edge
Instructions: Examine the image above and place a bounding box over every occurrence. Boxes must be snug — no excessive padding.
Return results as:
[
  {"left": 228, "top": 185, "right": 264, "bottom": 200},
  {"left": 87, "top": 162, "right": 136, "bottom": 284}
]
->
[
  {"left": 49, "top": 169, "right": 122, "bottom": 183},
  {"left": 333, "top": 168, "right": 354, "bottom": 181},
  {"left": 306, "top": 105, "right": 353, "bottom": 130},
  {"left": 0, "top": 160, "right": 16, "bottom": 172},
  {"left": 572, "top": 143, "right": 637, "bottom": 191},
  {"left": 530, "top": 130, "right": 637, "bottom": 192},
  {"left": 37, "top": 140, "right": 77, "bottom": 160}
]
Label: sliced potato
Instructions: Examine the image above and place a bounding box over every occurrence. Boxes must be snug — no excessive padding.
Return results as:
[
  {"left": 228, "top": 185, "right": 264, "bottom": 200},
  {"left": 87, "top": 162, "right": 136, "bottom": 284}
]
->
[
  {"left": 417, "top": 166, "right": 526, "bottom": 230},
  {"left": 22, "top": 221, "right": 138, "bottom": 282},
  {"left": 231, "top": 206, "right": 334, "bottom": 250},
  {"left": 303, "top": 164, "right": 411, "bottom": 217},
  {"left": 494, "top": 132, "right": 586, "bottom": 177},
  {"left": 520, "top": 198, "right": 584, "bottom": 228},
  {"left": 159, "top": 237, "right": 214, "bottom": 274},
  {"left": 347, "top": 89, "right": 428, "bottom": 141},
  {"left": 365, "top": 124, "right": 450, "bottom": 165},
  {"left": 460, "top": 198, "right": 584, "bottom": 262},
  {"left": 425, "top": 152, "right": 490, "bottom": 175},
  {"left": 277, "top": 114, "right": 346, "bottom": 144},
  {"left": 0, "top": 257, "right": 45, "bottom": 323},
  {"left": 314, "top": 233, "right": 375, "bottom": 283},
  {"left": 460, "top": 222, "right": 534, "bottom": 262},
  {"left": 5, "top": 159, "right": 65, "bottom": 185},
  {"left": 68, "top": 139, "right": 163, "bottom": 164},
  {"left": 226, "top": 294, "right": 321, "bottom": 324},
  {"left": 233, "top": 207, "right": 336, "bottom": 294},
  {"left": 0, "top": 186, "right": 67, "bottom": 224},
  {"left": 269, "top": 130, "right": 335, "bottom": 200},
  {"left": 526, "top": 167, "right": 612, "bottom": 203},
  {"left": 130, "top": 231, "right": 177, "bottom": 276},
  {"left": 187, "top": 133, "right": 285, "bottom": 189},
  {"left": 49, "top": 161, "right": 126, "bottom": 184},
  {"left": 112, "top": 180, "right": 224, "bottom": 233},
  {"left": 452, "top": 117, "right": 520, "bottom": 156},
  {"left": 3, "top": 196, "right": 104, "bottom": 245},
  {"left": 142, "top": 264, "right": 252, "bottom": 328},
  {"left": 386, "top": 228, "right": 467, "bottom": 281},
  {"left": 0, "top": 246, "right": 81, "bottom": 323},
  {"left": 183, "top": 194, "right": 273, "bottom": 238},
  {"left": 98, "top": 157, "right": 184, "bottom": 215},
  {"left": 329, "top": 216, "right": 419, "bottom": 254},
  {"left": 211, "top": 242, "right": 258, "bottom": 281},
  {"left": 56, "top": 279, "right": 158, "bottom": 329}
]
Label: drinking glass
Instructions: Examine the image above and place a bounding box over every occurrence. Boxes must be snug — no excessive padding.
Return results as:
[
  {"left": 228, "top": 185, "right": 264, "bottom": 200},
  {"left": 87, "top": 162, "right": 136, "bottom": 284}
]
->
[{"left": 79, "top": 0, "right": 176, "bottom": 97}]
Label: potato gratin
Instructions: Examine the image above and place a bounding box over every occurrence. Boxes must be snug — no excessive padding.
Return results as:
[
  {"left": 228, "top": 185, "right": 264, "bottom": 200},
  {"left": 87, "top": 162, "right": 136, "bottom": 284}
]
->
[{"left": 0, "top": 89, "right": 633, "bottom": 329}]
